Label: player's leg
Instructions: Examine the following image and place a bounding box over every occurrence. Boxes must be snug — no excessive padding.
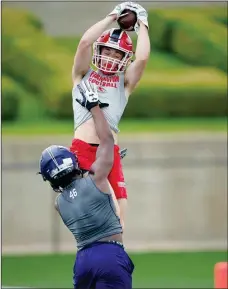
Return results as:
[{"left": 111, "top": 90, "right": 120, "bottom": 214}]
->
[
  {"left": 74, "top": 242, "right": 134, "bottom": 289},
  {"left": 107, "top": 181, "right": 121, "bottom": 219},
  {"left": 108, "top": 145, "right": 128, "bottom": 230},
  {"left": 95, "top": 270, "right": 132, "bottom": 289},
  {"left": 117, "top": 198, "right": 128, "bottom": 230},
  {"left": 73, "top": 250, "right": 96, "bottom": 289},
  {"left": 95, "top": 243, "right": 134, "bottom": 289}
]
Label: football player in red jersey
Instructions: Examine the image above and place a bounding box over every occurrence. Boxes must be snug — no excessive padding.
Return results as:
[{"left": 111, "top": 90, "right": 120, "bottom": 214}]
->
[{"left": 70, "top": 2, "right": 150, "bottom": 229}]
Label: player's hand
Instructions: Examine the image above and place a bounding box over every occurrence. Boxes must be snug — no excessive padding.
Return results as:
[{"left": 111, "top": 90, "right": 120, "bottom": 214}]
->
[
  {"left": 124, "top": 2, "right": 149, "bottom": 34},
  {"left": 76, "top": 80, "right": 99, "bottom": 111},
  {"left": 108, "top": 2, "right": 132, "bottom": 20},
  {"left": 76, "top": 80, "right": 109, "bottom": 111}
]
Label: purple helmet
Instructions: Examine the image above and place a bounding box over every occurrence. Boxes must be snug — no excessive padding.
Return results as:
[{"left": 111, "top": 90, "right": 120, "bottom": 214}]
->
[{"left": 39, "top": 145, "right": 81, "bottom": 191}]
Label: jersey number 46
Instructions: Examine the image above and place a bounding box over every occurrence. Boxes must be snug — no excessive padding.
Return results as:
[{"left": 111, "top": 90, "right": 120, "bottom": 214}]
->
[{"left": 69, "top": 188, "right": 77, "bottom": 199}]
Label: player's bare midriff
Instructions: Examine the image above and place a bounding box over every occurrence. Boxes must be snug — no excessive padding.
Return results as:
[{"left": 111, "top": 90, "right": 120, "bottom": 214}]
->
[
  {"left": 99, "top": 233, "right": 123, "bottom": 243},
  {"left": 74, "top": 118, "right": 118, "bottom": 145}
]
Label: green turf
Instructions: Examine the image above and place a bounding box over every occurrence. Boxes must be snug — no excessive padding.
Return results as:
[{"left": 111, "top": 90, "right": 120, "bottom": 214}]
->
[
  {"left": 2, "top": 251, "right": 227, "bottom": 288},
  {"left": 2, "top": 118, "right": 227, "bottom": 136}
]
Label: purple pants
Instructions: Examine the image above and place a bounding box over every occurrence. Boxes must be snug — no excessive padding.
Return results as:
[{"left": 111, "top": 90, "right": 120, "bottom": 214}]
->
[{"left": 73, "top": 242, "right": 134, "bottom": 289}]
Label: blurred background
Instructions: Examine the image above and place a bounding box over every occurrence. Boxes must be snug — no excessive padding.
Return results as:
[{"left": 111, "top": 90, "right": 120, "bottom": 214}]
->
[{"left": 1, "top": 0, "right": 227, "bottom": 288}]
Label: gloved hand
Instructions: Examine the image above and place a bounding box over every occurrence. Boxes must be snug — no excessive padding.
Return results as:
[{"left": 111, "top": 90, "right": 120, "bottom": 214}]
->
[
  {"left": 107, "top": 2, "right": 133, "bottom": 20},
  {"left": 76, "top": 80, "right": 109, "bottom": 111},
  {"left": 122, "top": 2, "right": 149, "bottom": 34}
]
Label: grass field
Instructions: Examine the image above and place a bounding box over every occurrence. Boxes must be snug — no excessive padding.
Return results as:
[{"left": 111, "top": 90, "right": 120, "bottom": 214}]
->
[
  {"left": 2, "top": 118, "right": 227, "bottom": 136},
  {"left": 2, "top": 251, "right": 227, "bottom": 288}
]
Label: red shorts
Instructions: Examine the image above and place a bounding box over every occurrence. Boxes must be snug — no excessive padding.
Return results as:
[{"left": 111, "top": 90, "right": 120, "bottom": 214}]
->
[{"left": 70, "top": 139, "right": 127, "bottom": 199}]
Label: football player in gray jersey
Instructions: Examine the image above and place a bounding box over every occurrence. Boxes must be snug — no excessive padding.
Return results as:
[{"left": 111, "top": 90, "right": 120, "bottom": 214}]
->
[
  {"left": 70, "top": 2, "right": 150, "bottom": 230},
  {"left": 39, "top": 80, "right": 134, "bottom": 289}
]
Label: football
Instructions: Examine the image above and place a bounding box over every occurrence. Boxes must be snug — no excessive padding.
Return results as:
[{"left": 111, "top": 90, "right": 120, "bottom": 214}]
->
[{"left": 117, "top": 9, "right": 137, "bottom": 31}]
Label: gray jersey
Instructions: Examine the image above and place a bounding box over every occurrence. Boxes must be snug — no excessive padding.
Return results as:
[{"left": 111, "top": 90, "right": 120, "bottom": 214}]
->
[
  {"left": 56, "top": 175, "right": 123, "bottom": 250},
  {"left": 72, "top": 68, "right": 128, "bottom": 133}
]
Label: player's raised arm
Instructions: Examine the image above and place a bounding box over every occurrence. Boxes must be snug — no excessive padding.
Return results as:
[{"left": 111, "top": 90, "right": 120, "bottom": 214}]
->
[
  {"left": 124, "top": 3, "right": 150, "bottom": 94},
  {"left": 75, "top": 80, "right": 114, "bottom": 180},
  {"left": 72, "top": 16, "right": 115, "bottom": 83},
  {"left": 72, "top": 2, "right": 131, "bottom": 84},
  {"left": 90, "top": 106, "right": 114, "bottom": 181}
]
